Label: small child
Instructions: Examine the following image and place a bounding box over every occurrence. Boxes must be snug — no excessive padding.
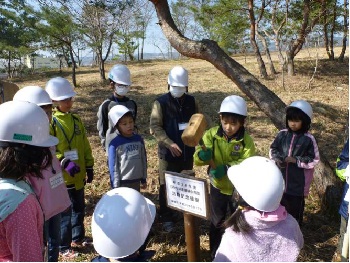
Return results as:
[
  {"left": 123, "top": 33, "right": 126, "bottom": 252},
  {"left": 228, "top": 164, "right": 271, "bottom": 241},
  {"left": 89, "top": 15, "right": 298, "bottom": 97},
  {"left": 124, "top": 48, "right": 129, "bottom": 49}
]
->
[
  {"left": 214, "top": 156, "right": 304, "bottom": 262},
  {"left": 13, "top": 86, "right": 71, "bottom": 262},
  {"left": 0, "top": 101, "right": 59, "bottom": 261},
  {"left": 97, "top": 64, "right": 137, "bottom": 150},
  {"left": 45, "top": 77, "right": 95, "bottom": 259},
  {"left": 193, "top": 95, "right": 256, "bottom": 259},
  {"left": 335, "top": 138, "right": 349, "bottom": 261},
  {"left": 91, "top": 187, "right": 156, "bottom": 262},
  {"left": 270, "top": 100, "right": 320, "bottom": 226},
  {"left": 108, "top": 105, "right": 147, "bottom": 191}
]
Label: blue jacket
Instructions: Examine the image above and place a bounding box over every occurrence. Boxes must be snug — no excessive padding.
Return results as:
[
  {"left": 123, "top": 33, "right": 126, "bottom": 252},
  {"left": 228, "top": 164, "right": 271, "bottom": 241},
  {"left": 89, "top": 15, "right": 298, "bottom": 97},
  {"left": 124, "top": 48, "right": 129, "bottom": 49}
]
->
[{"left": 337, "top": 139, "right": 349, "bottom": 220}]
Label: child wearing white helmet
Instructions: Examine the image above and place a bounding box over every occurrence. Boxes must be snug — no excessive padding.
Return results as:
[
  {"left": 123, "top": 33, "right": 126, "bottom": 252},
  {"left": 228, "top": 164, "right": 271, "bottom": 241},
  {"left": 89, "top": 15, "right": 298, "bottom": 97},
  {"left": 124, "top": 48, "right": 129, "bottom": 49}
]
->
[
  {"left": 214, "top": 156, "right": 304, "bottom": 262},
  {"left": 97, "top": 64, "right": 137, "bottom": 150},
  {"left": 193, "top": 95, "right": 256, "bottom": 259},
  {"left": 0, "top": 101, "right": 59, "bottom": 261},
  {"left": 45, "top": 77, "right": 95, "bottom": 259},
  {"left": 91, "top": 187, "right": 156, "bottom": 262},
  {"left": 13, "top": 86, "right": 71, "bottom": 262},
  {"left": 107, "top": 105, "right": 147, "bottom": 191},
  {"left": 269, "top": 100, "right": 320, "bottom": 226},
  {"left": 334, "top": 138, "right": 349, "bottom": 261}
]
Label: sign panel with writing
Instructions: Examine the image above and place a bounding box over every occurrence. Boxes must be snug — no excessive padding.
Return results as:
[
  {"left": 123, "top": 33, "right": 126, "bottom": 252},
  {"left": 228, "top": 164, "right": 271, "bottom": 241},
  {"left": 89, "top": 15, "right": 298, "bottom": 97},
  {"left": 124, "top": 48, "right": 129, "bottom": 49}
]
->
[{"left": 165, "top": 171, "right": 209, "bottom": 219}]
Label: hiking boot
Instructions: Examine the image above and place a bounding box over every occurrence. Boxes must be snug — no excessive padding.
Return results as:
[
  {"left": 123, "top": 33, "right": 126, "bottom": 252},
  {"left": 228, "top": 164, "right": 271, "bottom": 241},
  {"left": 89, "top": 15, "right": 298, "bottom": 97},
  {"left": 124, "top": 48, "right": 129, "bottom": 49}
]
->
[{"left": 59, "top": 249, "right": 78, "bottom": 259}]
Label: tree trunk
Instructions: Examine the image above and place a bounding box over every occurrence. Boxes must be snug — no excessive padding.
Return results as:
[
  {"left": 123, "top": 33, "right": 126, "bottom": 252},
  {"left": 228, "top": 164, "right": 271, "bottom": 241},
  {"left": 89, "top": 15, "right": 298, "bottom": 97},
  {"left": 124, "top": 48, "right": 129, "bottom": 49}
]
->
[
  {"left": 248, "top": 0, "right": 268, "bottom": 79},
  {"left": 69, "top": 47, "right": 77, "bottom": 87},
  {"left": 257, "top": 31, "right": 277, "bottom": 76},
  {"left": 338, "top": 0, "right": 348, "bottom": 62},
  {"left": 149, "top": 0, "right": 341, "bottom": 213}
]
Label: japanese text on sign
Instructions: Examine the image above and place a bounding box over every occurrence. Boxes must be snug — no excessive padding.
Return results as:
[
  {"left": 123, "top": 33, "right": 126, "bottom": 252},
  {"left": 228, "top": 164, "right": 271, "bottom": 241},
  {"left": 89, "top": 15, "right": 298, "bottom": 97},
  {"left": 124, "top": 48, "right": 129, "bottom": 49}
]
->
[{"left": 165, "top": 172, "right": 208, "bottom": 219}]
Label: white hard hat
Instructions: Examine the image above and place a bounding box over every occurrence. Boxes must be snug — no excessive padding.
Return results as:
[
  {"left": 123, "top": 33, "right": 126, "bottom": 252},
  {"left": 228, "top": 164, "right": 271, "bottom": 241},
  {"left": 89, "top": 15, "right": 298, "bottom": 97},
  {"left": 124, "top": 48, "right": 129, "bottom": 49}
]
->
[
  {"left": 286, "top": 100, "right": 313, "bottom": 120},
  {"left": 228, "top": 156, "right": 284, "bottom": 212},
  {"left": 45, "top": 77, "right": 76, "bottom": 101},
  {"left": 168, "top": 66, "right": 188, "bottom": 87},
  {"left": 108, "top": 64, "right": 132, "bottom": 86},
  {"left": 0, "top": 101, "right": 58, "bottom": 147},
  {"left": 13, "top": 86, "right": 52, "bottom": 106},
  {"left": 91, "top": 187, "right": 156, "bottom": 259},
  {"left": 219, "top": 95, "right": 247, "bottom": 116},
  {"left": 108, "top": 105, "right": 131, "bottom": 126}
]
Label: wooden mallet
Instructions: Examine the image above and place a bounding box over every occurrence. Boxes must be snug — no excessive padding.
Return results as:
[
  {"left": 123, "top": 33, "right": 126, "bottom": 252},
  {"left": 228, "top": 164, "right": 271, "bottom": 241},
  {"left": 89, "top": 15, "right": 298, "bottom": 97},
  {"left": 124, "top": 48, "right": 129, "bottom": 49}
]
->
[{"left": 182, "top": 113, "right": 216, "bottom": 169}]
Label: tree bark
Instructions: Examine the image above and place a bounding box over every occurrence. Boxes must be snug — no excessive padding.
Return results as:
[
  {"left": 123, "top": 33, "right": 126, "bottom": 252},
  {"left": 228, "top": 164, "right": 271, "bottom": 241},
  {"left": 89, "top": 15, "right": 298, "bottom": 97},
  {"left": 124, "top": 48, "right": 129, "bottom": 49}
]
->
[
  {"left": 338, "top": 0, "right": 348, "bottom": 62},
  {"left": 257, "top": 31, "right": 277, "bottom": 76},
  {"left": 149, "top": 0, "right": 342, "bottom": 212},
  {"left": 247, "top": 0, "right": 268, "bottom": 79}
]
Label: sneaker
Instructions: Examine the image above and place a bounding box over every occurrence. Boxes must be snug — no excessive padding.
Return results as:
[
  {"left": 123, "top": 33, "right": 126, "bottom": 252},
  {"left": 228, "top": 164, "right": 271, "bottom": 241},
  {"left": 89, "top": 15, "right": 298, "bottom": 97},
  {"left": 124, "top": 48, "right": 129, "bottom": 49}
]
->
[
  {"left": 71, "top": 237, "right": 93, "bottom": 248},
  {"left": 59, "top": 249, "right": 78, "bottom": 259},
  {"left": 162, "top": 221, "right": 174, "bottom": 233}
]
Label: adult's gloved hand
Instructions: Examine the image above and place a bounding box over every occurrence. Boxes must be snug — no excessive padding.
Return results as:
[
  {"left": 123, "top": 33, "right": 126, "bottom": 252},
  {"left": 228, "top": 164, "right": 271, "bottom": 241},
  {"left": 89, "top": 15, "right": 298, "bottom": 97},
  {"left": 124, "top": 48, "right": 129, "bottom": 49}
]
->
[
  {"left": 210, "top": 165, "right": 226, "bottom": 179},
  {"left": 64, "top": 160, "right": 80, "bottom": 177},
  {"left": 198, "top": 148, "right": 212, "bottom": 161},
  {"left": 86, "top": 167, "right": 94, "bottom": 183}
]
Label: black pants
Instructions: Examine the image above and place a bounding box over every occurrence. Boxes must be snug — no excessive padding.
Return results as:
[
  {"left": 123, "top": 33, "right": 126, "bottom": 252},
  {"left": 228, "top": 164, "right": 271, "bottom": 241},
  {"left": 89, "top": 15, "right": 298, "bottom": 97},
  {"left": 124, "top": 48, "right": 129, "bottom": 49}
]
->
[
  {"left": 280, "top": 193, "right": 305, "bottom": 226},
  {"left": 209, "top": 184, "right": 235, "bottom": 260}
]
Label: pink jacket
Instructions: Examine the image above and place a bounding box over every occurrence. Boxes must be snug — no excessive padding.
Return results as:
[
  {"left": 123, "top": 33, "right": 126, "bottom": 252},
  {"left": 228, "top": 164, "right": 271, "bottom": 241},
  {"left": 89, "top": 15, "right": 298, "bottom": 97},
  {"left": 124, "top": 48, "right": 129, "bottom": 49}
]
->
[
  {"left": 0, "top": 195, "right": 44, "bottom": 262},
  {"left": 214, "top": 206, "right": 304, "bottom": 262},
  {"left": 27, "top": 154, "right": 71, "bottom": 220}
]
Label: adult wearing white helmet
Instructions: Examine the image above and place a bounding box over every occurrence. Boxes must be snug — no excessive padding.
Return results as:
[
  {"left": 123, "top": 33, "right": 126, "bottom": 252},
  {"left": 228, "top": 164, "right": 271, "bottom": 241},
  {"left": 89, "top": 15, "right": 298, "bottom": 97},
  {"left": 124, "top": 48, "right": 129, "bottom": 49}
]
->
[
  {"left": 194, "top": 94, "right": 255, "bottom": 259},
  {"left": 107, "top": 105, "right": 148, "bottom": 191},
  {"left": 91, "top": 187, "right": 156, "bottom": 261},
  {"left": 13, "top": 86, "right": 71, "bottom": 261},
  {"left": 214, "top": 156, "right": 304, "bottom": 262},
  {"left": 97, "top": 64, "right": 137, "bottom": 150},
  {"left": 150, "top": 65, "right": 200, "bottom": 233},
  {"left": 270, "top": 99, "right": 319, "bottom": 226},
  {"left": 0, "top": 101, "right": 58, "bottom": 262}
]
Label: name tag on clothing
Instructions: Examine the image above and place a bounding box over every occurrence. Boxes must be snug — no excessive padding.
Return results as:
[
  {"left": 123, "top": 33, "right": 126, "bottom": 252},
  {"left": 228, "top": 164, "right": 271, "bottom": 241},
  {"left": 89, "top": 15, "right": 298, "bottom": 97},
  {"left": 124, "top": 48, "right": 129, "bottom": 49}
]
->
[
  {"left": 178, "top": 122, "right": 188, "bottom": 131},
  {"left": 50, "top": 172, "right": 64, "bottom": 189},
  {"left": 64, "top": 149, "right": 79, "bottom": 160}
]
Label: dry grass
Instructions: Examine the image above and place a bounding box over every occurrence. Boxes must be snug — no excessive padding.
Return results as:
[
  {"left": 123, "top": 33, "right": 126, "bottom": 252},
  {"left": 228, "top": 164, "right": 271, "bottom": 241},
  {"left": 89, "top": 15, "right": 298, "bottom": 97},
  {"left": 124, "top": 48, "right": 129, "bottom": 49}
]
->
[{"left": 13, "top": 47, "right": 349, "bottom": 262}]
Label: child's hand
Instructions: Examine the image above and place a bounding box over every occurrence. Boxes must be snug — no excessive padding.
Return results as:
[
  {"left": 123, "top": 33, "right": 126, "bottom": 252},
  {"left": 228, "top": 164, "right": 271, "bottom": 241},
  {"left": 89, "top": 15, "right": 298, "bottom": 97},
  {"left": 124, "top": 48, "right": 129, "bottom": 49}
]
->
[
  {"left": 274, "top": 159, "right": 286, "bottom": 168},
  {"left": 64, "top": 160, "right": 80, "bottom": 177},
  {"left": 285, "top": 156, "right": 297, "bottom": 163},
  {"left": 198, "top": 148, "right": 212, "bottom": 161},
  {"left": 210, "top": 165, "right": 226, "bottom": 179},
  {"left": 86, "top": 167, "right": 94, "bottom": 183}
]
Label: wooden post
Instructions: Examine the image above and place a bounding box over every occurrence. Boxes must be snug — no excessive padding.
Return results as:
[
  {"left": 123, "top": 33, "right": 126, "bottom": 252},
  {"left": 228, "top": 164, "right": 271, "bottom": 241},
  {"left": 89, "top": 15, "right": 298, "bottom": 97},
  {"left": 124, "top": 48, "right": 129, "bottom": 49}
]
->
[
  {"left": 181, "top": 170, "right": 201, "bottom": 262},
  {"left": 184, "top": 212, "right": 200, "bottom": 261}
]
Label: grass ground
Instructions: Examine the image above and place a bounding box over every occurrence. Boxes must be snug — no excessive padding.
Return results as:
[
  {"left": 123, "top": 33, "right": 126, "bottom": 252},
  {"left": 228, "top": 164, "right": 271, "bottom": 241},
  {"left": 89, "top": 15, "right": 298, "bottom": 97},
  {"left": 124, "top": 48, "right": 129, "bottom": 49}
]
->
[{"left": 12, "top": 47, "right": 349, "bottom": 261}]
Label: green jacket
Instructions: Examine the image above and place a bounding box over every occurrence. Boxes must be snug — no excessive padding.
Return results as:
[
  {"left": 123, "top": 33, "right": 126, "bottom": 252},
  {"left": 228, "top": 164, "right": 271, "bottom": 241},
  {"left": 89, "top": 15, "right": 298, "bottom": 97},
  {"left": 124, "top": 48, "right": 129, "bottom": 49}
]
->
[
  {"left": 50, "top": 109, "right": 94, "bottom": 190},
  {"left": 194, "top": 126, "right": 256, "bottom": 195}
]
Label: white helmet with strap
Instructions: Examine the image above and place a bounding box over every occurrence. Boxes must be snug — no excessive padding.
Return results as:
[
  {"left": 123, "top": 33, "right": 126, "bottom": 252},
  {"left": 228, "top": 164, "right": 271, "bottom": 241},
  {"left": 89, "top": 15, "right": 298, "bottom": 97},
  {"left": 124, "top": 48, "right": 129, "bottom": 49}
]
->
[
  {"left": 219, "top": 95, "right": 247, "bottom": 116},
  {"left": 228, "top": 156, "right": 284, "bottom": 212},
  {"left": 0, "top": 101, "right": 58, "bottom": 147},
  {"left": 91, "top": 187, "right": 156, "bottom": 259},
  {"left": 13, "top": 86, "right": 52, "bottom": 106},
  {"left": 108, "top": 64, "right": 132, "bottom": 86},
  {"left": 286, "top": 100, "right": 313, "bottom": 120},
  {"left": 45, "top": 77, "right": 76, "bottom": 101}
]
